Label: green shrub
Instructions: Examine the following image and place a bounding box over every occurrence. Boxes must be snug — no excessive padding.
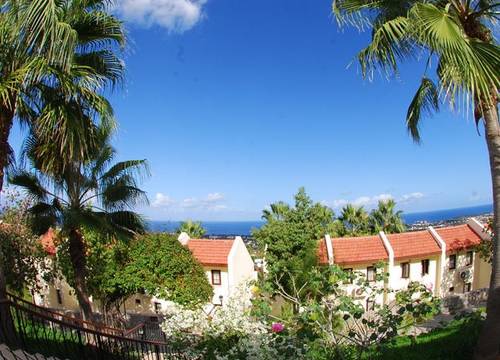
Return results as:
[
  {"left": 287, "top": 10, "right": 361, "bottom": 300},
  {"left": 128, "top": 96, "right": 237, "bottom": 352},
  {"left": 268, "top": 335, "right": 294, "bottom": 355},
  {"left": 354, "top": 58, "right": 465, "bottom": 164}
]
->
[{"left": 123, "top": 233, "right": 213, "bottom": 307}]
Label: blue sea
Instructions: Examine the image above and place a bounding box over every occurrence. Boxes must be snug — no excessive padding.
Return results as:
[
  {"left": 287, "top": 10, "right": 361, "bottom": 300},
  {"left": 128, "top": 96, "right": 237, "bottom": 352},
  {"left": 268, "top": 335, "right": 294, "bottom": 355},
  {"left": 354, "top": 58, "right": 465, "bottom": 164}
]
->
[{"left": 147, "top": 204, "right": 493, "bottom": 236}]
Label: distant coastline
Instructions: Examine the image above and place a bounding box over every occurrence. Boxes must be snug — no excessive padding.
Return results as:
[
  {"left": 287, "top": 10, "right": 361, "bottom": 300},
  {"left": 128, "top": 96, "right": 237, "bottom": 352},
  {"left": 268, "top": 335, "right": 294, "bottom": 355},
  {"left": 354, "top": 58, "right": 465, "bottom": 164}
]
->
[{"left": 147, "top": 203, "right": 493, "bottom": 236}]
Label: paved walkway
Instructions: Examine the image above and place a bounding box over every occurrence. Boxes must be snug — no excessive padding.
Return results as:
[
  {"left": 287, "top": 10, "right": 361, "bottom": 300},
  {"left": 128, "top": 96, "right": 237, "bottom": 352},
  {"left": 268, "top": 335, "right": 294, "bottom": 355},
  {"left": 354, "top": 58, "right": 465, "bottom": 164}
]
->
[{"left": 0, "top": 344, "right": 63, "bottom": 360}]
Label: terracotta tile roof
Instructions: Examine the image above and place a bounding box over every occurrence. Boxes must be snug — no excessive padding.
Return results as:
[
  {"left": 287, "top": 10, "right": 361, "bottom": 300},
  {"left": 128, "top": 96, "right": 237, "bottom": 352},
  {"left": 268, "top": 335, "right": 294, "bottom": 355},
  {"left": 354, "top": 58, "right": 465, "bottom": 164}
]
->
[
  {"left": 40, "top": 228, "right": 57, "bottom": 256},
  {"left": 436, "top": 225, "right": 483, "bottom": 253},
  {"left": 187, "top": 239, "right": 234, "bottom": 266},
  {"left": 387, "top": 230, "right": 441, "bottom": 260},
  {"left": 319, "top": 235, "right": 389, "bottom": 265}
]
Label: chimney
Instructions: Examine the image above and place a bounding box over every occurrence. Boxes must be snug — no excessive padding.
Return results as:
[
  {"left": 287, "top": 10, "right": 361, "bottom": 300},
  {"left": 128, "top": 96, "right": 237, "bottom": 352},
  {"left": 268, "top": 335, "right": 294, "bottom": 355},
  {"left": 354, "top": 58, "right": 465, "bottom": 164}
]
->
[
  {"left": 178, "top": 232, "right": 190, "bottom": 246},
  {"left": 325, "top": 234, "right": 334, "bottom": 265}
]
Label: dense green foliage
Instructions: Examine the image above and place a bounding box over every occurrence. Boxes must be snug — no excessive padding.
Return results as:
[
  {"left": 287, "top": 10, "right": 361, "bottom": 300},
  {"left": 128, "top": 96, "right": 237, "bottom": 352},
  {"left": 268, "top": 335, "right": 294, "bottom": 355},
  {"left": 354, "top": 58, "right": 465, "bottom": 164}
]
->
[
  {"left": 122, "top": 233, "right": 213, "bottom": 307},
  {"left": 177, "top": 220, "right": 207, "bottom": 238},
  {"left": 253, "top": 188, "right": 341, "bottom": 294},
  {"left": 0, "top": 191, "right": 47, "bottom": 294},
  {"left": 254, "top": 188, "right": 406, "bottom": 296}
]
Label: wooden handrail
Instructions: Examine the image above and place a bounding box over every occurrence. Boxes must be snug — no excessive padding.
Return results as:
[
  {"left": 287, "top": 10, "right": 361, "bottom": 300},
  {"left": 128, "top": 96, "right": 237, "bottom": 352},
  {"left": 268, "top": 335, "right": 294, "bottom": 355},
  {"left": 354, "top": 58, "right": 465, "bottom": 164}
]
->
[
  {"left": 8, "top": 299, "right": 170, "bottom": 346},
  {"left": 7, "top": 293, "right": 125, "bottom": 335},
  {"left": 123, "top": 321, "right": 146, "bottom": 336}
]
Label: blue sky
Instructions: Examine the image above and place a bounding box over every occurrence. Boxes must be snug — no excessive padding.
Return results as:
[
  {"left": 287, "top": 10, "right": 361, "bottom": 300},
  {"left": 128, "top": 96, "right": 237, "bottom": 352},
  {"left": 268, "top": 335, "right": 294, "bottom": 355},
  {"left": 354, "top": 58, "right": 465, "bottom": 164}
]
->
[{"left": 9, "top": 0, "right": 493, "bottom": 221}]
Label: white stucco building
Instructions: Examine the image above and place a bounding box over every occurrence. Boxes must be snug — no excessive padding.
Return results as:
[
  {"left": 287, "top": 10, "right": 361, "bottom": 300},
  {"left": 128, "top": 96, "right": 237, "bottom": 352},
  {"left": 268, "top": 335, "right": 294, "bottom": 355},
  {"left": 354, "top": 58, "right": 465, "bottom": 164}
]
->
[
  {"left": 34, "top": 233, "right": 257, "bottom": 317},
  {"left": 318, "top": 218, "right": 492, "bottom": 309}
]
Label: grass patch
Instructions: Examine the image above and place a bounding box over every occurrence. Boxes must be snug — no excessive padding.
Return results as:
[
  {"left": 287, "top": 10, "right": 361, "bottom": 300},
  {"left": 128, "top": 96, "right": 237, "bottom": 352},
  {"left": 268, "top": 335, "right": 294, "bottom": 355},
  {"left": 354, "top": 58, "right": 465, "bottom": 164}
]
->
[{"left": 373, "top": 313, "right": 482, "bottom": 360}]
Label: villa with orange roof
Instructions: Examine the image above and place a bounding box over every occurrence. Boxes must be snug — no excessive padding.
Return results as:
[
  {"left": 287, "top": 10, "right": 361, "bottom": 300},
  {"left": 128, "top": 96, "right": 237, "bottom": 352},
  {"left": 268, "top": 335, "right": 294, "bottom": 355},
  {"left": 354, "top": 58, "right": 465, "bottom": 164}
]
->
[
  {"left": 34, "top": 233, "right": 257, "bottom": 317},
  {"left": 35, "top": 218, "right": 491, "bottom": 316},
  {"left": 319, "top": 218, "right": 492, "bottom": 309}
]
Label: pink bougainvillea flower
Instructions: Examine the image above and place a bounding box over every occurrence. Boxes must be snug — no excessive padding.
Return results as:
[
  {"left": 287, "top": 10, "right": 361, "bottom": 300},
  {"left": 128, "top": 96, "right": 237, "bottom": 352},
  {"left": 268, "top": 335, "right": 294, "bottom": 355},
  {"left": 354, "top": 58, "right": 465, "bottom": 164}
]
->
[{"left": 271, "top": 322, "right": 285, "bottom": 333}]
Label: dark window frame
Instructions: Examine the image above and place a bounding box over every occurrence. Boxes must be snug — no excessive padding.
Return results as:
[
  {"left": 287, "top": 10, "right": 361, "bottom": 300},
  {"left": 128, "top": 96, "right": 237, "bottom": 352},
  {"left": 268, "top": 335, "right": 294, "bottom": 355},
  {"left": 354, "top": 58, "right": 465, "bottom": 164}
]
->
[
  {"left": 449, "top": 254, "right": 457, "bottom": 270},
  {"left": 466, "top": 251, "right": 474, "bottom": 266},
  {"left": 366, "top": 298, "right": 375, "bottom": 311},
  {"left": 366, "top": 266, "right": 376, "bottom": 282},
  {"left": 464, "top": 283, "right": 472, "bottom": 293},
  {"left": 211, "top": 270, "right": 222, "bottom": 285},
  {"left": 154, "top": 302, "right": 161, "bottom": 312},
  {"left": 421, "top": 259, "right": 430, "bottom": 276},
  {"left": 135, "top": 298, "right": 141, "bottom": 305},
  {"left": 401, "top": 262, "right": 410, "bottom": 279}
]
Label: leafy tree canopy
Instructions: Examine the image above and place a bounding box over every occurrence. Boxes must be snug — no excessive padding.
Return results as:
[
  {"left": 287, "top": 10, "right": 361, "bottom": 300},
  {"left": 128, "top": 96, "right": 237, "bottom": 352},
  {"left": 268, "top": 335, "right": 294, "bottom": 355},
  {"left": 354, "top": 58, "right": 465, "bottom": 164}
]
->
[
  {"left": 253, "top": 188, "right": 342, "bottom": 294},
  {"left": 121, "top": 233, "right": 213, "bottom": 308},
  {"left": 0, "top": 190, "right": 48, "bottom": 295}
]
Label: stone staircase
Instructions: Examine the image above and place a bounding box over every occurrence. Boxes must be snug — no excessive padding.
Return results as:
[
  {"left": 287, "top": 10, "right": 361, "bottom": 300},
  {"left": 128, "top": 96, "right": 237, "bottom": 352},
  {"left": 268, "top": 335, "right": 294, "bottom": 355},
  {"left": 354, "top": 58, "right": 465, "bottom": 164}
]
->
[{"left": 0, "top": 344, "right": 64, "bottom": 360}]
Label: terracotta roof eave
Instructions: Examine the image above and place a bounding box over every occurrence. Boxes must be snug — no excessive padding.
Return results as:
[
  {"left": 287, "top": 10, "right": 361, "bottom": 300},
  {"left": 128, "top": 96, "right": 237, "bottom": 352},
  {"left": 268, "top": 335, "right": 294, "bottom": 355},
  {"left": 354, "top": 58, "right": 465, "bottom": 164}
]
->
[
  {"left": 200, "top": 262, "right": 228, "bottom": 267},
  {"left": 335, "top": 259, "right": 389, "bottom": 266},
  {"left": 394, "top": 251, "right": 442, "bottom": 261}
]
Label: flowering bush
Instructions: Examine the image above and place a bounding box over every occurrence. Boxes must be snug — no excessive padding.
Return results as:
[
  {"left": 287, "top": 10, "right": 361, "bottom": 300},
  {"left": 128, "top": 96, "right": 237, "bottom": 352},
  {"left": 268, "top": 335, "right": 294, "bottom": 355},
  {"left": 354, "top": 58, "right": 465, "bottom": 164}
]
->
[{"left": 161, "top": 283, "right": 306, "bottom": 359}]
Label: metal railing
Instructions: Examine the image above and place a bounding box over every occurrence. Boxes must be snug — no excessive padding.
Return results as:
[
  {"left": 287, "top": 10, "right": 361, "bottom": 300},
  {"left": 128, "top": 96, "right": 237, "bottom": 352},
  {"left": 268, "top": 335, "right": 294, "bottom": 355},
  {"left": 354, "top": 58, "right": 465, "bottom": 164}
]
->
[
  {"left": 7, "top": 293, "right": 126, "bottom": 337},
  {"left": 0, "top": 297, "right": 190, "bottom": 359}
]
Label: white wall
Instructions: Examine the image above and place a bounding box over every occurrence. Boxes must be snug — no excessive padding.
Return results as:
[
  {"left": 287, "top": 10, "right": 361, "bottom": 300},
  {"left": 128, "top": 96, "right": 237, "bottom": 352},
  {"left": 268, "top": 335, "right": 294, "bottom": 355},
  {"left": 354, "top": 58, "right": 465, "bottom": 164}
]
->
[
  {"left": 227, "top": 236, "right": 257, "bottom": 297},
  {"left": 389, "top": 257, "right": 439, "bottom": 296},
  {"left": 441, "top": 251, "right": 476, "bottom": 295}
]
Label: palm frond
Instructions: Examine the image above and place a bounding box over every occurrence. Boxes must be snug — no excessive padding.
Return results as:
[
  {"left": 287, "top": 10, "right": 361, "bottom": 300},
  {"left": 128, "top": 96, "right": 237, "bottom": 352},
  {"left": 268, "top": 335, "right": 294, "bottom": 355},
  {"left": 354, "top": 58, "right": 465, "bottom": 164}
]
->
[
  {"left": 100, "top": 160, "right": 150, "bottom": 183},
  {"left": 8, "top": 170, "right": 48, "bottom": 202},
  {"left": 358, "top": 16, "right": 411, "bottom": 78},
  {"left": 409, "top": 3, "right": 500, "bottom": 109},
  {"left": 406, "top": 77, "right": 439, "bottom": 143}
]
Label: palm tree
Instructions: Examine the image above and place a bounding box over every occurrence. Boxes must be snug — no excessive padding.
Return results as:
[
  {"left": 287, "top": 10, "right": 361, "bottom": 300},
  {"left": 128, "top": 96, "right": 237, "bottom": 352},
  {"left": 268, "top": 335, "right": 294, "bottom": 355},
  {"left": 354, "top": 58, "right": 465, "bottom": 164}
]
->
[
  {"left": 177, "top": 220, "right": 207, "bottom": 238},
  {"left": 332, "top": 0, "right": 499, "bottom": 357},
  {"left": 10, "top": 125, "right": 148, "bottom": 321},
  {"left": 0, "top": 0, "right": 124, "bottom": 187},
  {"left": 262, "top": 201, "right": 291, "bottom": 222},
  {"left": 339, "top": 204, "right": 370, "bottom": 236},
  {"left": 0, "top": 0, "right": 125, "bottom": 330},
  {"left": 369, "top": 200, "right": 406, "bottom": 234}
]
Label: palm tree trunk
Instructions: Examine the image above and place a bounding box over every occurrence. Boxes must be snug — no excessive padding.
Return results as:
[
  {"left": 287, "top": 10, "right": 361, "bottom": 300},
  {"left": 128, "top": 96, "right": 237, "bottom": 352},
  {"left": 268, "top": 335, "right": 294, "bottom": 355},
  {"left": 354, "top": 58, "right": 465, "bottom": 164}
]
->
[
  {"left": 68, "top": 228, "right": 95, "bottom": 322},
  {"left": 0, "top": 105, "right": 16, "bottom": 344},
  {"left": 475, "top": 103, "right": 500, "bottom": 360}
]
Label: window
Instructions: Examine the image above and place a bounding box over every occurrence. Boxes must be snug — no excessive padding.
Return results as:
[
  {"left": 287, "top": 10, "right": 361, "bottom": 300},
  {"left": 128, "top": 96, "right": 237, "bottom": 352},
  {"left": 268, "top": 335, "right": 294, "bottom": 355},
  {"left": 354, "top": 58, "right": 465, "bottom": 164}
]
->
[
  {"left": 449, "top": 254, "right": 457, "bottom": 270},
  {"left": 211, "top": 270, "right": 222, "bottom": 285},
  {"left": 366, "top": 299, "right": 375, "bottom": 311},
  {"left": 449, "top": 286, "right": 454, "bottom": 293},
  {"left": 135, "top": 299, "right": 141, "bottom": 305},
  {"left": 154, "top": 302, "right": 161, "bottom": 313},
  {"left": 401, "top": 262, "right": 410, "bottom": 279},
  {"left": 56, "top": 289, "right": 63, "bottom": 305},
  {"left": 464, "top": 283, "right": 472, "bottom": 293},
  {"left": 344, "top": 268, "right": 353, "bottom": 284},
  {"left": 466, "top": 251, "right": 474, "bottom": 266},
  {"left": 366, "top": 266, "right": 375, "bottom": 282},
  {"left": 421, "top": 259, "right": 430, "bottom": 276}
]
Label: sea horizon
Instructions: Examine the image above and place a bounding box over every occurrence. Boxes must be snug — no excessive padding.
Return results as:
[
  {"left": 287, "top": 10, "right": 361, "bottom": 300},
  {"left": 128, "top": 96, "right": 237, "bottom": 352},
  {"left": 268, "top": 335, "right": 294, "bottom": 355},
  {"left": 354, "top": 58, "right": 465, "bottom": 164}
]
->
[{"left": 147, "top": 203, "right": 493, "bottom": 236}]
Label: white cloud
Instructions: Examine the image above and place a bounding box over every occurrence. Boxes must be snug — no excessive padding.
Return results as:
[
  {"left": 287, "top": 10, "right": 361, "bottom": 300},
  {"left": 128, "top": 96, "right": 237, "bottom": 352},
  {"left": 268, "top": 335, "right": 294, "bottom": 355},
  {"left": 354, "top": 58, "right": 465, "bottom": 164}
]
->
[
  {"left": 151, "top": 192, "right": 226, "bottom": 212},
  {"left": 206, "top": 192, "right": 224, "bottom": 202},
  {"left": 329, "top": 192, "right": 423, "bottom": 209},
  {"left": 399, "top": 192, "right": 424, "bottom": 203},
  {"left": 152, "top": 193, "right": 175, "bottom": 207},
  {"left": 116, "top": 0, "right": 208, "bottom": 32}
]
